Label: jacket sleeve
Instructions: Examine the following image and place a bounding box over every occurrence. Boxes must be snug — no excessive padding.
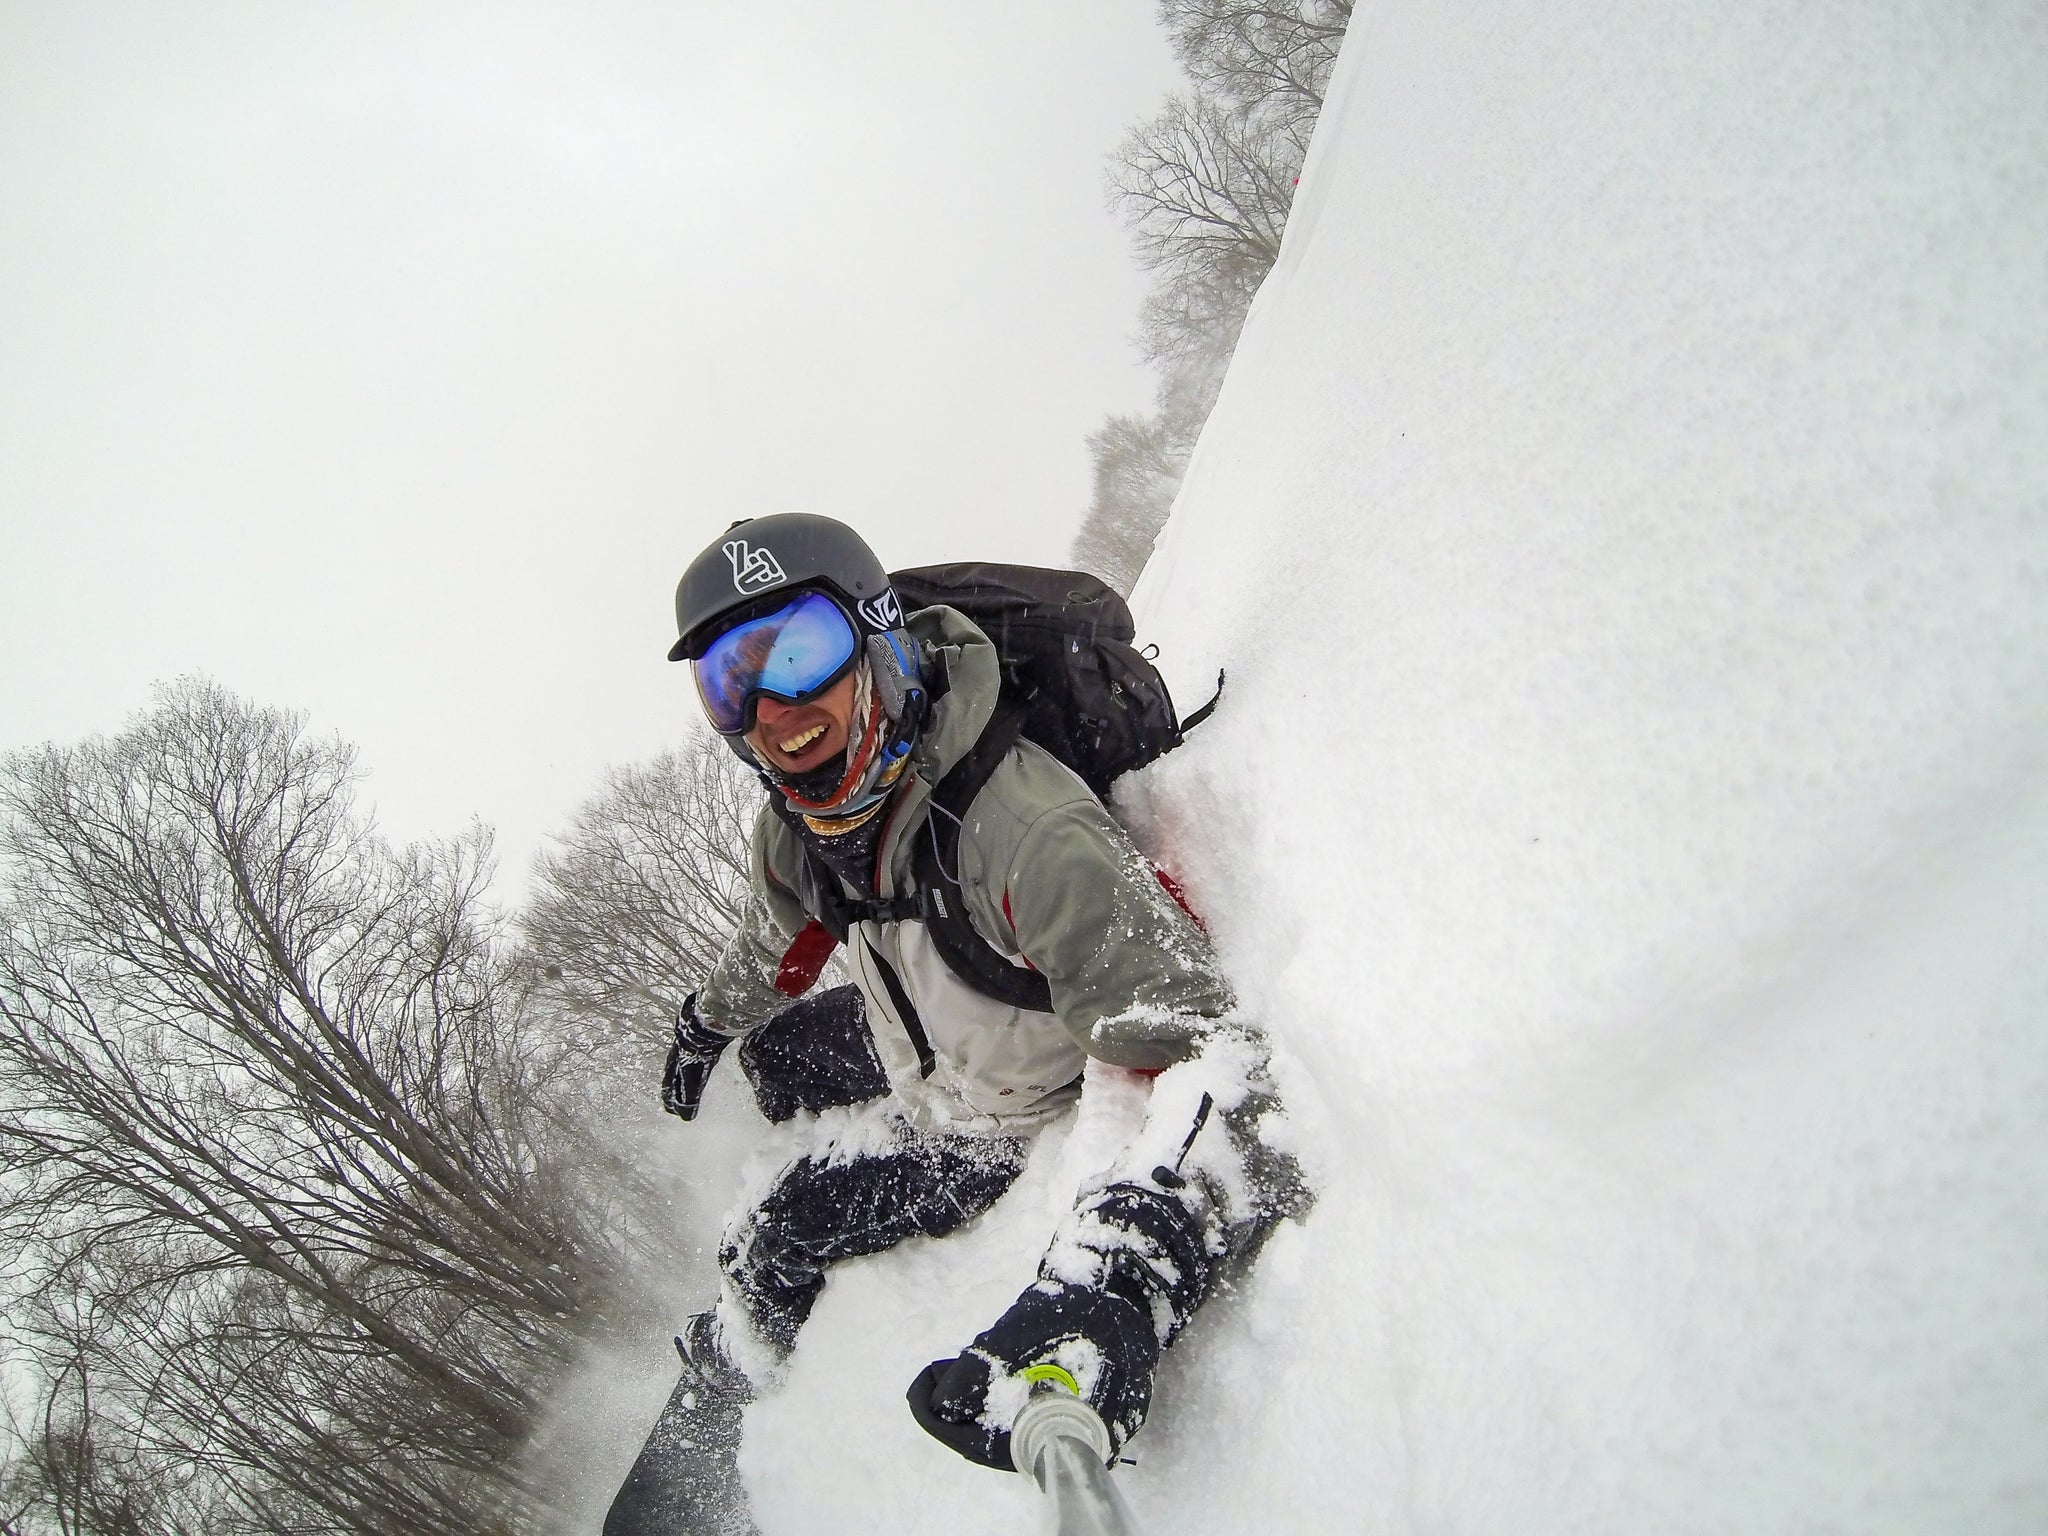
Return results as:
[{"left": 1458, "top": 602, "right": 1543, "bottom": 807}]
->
[
  {"left": 991, "top": 782, "right": 1311, "bottom": 1327},
  {"left": 695, "top": 805, "right": 830, "bottom": 1034},
  {"left": 995, "top": 794, "right": 1235, "bottom": 1069}
]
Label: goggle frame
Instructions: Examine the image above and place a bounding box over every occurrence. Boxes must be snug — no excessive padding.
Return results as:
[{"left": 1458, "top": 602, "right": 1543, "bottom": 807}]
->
[{"left": 689, "top": 589, "right": 862, "bottom": 737}]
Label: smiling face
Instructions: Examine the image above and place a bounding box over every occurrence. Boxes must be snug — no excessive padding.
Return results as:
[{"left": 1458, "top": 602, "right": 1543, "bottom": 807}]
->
[{"left": 746, "top": 669, "right": 860, "bottom": 774}]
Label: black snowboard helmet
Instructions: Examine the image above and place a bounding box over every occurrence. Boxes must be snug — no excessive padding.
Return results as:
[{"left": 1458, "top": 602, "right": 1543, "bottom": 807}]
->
[
  {"left": 668, "top": 514, "right": 927, "bottom": 799},
  {"left": 667, "top": 512, "right": 903, "bottom": 662}
]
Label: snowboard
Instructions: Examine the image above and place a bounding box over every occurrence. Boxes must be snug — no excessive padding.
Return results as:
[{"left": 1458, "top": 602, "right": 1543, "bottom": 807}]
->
[{"left": 602, "top": 1334, "right": 758, "bottom": 1536}]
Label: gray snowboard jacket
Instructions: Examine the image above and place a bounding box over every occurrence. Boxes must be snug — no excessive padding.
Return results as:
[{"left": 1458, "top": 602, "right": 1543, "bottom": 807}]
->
[
  {"left": 696, "top": 604, "right": 1307, "bottom": 1397},
  {"left": 697, "top": 604, "right": 1237, "bottom": 1134}
]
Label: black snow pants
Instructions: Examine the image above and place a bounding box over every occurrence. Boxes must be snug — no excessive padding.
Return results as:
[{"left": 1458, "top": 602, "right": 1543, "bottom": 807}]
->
[
  {"left": 721, "top": 984, "right": 1030, "bottom": 1356},
  {"left": 602, "top": 987, "right": 1030, "bottom": 1536}
]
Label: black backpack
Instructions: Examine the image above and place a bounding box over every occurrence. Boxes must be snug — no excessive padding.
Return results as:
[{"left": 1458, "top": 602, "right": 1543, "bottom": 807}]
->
[
  {"left": 782, "top": 563, "right": 1221, "bottom": 1045},
  {"left": 891, "top": 562, "right": 1199, "bottom": 797}
]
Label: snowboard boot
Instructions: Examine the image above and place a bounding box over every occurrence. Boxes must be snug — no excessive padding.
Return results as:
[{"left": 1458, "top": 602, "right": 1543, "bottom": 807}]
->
[{"left": 603, "top": 1312, "right": 759, "bottom": 1536}]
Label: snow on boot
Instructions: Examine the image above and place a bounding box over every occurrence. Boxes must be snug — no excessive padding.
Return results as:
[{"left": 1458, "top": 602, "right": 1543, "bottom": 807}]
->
[{"left": 603, "top": 1313, "right": 759, "bottom": 1536}]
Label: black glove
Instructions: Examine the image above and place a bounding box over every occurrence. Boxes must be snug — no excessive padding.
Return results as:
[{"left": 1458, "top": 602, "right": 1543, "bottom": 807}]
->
[
  {"left": 906, "top": 1279, "right": 1160, "bottom": 1471},
  {"left": 661, "top": 994, "right": 734, "bottom": 1121}
]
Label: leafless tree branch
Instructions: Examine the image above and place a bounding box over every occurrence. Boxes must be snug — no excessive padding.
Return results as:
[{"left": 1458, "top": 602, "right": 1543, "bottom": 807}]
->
[
  {"left": 0, "top": 680, "right": 667, "bottom": 1534},
  {"left": 1076, "top": 0, "right": 1352, "bottom": 591}
]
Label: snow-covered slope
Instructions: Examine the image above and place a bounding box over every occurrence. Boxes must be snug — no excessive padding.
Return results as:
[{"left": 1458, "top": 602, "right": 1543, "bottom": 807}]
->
[
  {"left": 563, "top": 3, "right": 2048, "bottom": 1531},
  {"left": 1120, "top": 1, "right": 2048, "bottom": 1530}
]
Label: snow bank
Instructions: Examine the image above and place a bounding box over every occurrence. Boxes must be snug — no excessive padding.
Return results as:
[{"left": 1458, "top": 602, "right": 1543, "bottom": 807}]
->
[
  {"left": 577, "top": 3, "right": 2048, "bottom": 1531},
  {"left": 1121, "top": 0, "right": 2048, "bottom": 1530}
]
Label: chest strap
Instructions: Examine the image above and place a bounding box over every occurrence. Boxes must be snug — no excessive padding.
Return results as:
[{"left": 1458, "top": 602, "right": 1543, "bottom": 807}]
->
[
  {"left": 904, "top": 702, "right": 1055, "bottom": 1014},
  {"left": 793, "top": 701, "right": 1056, "bottom": 1016}
]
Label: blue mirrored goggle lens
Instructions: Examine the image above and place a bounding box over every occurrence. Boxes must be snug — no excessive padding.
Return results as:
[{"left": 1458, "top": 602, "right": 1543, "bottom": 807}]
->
[{"left": 691, "top": 591, "right": 858, "bottom": 735}]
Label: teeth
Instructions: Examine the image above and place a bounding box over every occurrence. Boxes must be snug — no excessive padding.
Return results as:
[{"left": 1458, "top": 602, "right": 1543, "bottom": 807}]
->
[{"left": 778, "top": 724, "right": 826, "bottom": 754}]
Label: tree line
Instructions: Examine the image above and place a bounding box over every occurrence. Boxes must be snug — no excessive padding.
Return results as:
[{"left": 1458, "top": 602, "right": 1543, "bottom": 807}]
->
[
  {"left": 0, "top": 682, "right": 754, "bottom": 1534},
  {"left": 1073, "top": 0, "right": 1353, "bottom": 594}
]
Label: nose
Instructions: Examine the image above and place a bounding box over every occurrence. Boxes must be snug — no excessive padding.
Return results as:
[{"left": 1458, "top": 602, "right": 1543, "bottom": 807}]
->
[{"left": 753, "top": 696, "right": 799, "bottom": 728}]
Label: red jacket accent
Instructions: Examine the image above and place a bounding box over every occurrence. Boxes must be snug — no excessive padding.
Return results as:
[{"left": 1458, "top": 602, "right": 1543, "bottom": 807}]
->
[
  {"left": 1152, "top": 867, "right": 1208, "bottom": 933},
  {"left": 775, "top": 920, "right": 839, "bottom": 997},
  {"left": 1000, "top": 890, "right": 1041, "bottom": 971}
]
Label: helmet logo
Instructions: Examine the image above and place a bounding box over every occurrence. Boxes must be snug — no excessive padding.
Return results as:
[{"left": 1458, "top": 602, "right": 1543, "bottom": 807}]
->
[
  {"left": 723, "top": 539, "right": 787, "bottom": 594},
  {"left": 856, "top": 589, "right": 904, "bottom": 630}
]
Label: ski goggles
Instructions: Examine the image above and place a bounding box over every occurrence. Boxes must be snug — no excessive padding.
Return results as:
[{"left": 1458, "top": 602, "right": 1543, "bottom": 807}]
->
[{"left": 690, "top": 589, "right": 860, "bottom": 736}]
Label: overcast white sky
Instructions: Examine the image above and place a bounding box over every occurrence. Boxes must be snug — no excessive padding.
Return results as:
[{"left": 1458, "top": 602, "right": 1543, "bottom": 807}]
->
[{"left": 0, "top": 1, "right": 1179, "bottom": 891}]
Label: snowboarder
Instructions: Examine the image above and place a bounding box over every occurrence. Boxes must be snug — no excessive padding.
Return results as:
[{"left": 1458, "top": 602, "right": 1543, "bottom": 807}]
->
[{"left": 604, "top": 513, "right": 1304, "bottom": 1535}]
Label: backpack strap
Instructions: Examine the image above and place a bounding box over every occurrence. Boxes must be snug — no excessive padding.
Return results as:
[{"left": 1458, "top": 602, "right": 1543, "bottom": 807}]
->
[
  {"left": 860, "top": 937, "right": 938, "bottom": 1078},
  {"left": 1178, "top": 668, "right": 1226, "bottom": 734},
  {"left": 769, "top": 701, "right": 1058, "bottom": 1016},
  {"left": 761, "top": 793, "right": 914, "bottom": 941},
  {"left": 911, "top": 701, "right": 1056, "bottom": 1015}
]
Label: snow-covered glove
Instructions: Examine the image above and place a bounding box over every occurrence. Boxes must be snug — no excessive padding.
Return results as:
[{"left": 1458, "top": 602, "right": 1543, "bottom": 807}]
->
[
  {"left": 660, "top": 994, "right": 734, "bottom": 1121},
  {"left": 906, "top": 1279, "right": 1159, "bottom": 1471}
]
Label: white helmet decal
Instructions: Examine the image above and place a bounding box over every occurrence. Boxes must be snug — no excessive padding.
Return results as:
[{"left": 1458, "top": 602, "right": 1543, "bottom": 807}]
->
[{"left": 723, "top": 538, "right": 787, "bottom": 594}]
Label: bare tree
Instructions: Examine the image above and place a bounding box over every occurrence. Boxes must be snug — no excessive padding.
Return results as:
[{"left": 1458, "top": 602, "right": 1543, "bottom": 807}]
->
[
  {"left": 0, "top": 679, "right": 658, "bottom": 1535},
  {"left": 1160, "top": 0, "right": 1354, "bottom": 117},
  {"left": 1111, "top": 0, "right": 1350, "bottom": 369},
  {"left": 4, "top": 1298, "right": 218, "bottom": 1536},
  {"left": 1071, "top": 412, "right": 1192, "bottom": 597},
  {"left": 1074, "top": 0, "right": 1353, "bottom": 591},
  {"left": 1109, "top": 90, "right": 1297, "bottom": 357},
  {"left": 516, "top": 732, "right": 762, "bottom": 1053}
]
